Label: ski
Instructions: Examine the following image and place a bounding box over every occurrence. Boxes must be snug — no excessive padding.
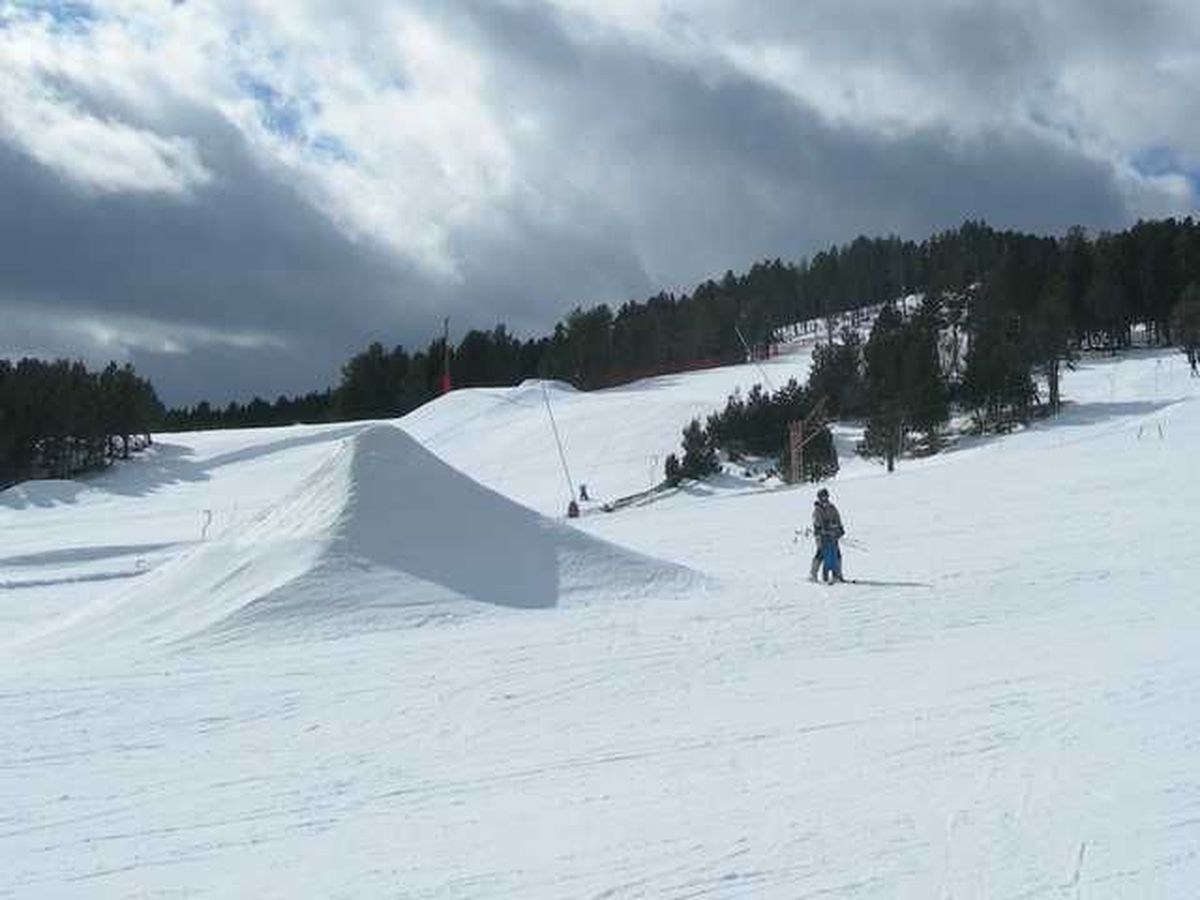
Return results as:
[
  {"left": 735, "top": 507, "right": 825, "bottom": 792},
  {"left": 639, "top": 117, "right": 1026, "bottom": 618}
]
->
[{"left": 841, "top": 578, "right": 931, "bottom": 588}]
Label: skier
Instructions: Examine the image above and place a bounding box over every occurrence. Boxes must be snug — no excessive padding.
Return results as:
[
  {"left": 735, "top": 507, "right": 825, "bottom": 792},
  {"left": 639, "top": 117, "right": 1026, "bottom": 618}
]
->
[
  {"left": 1188, "top": 346, "right": 1199, "bottom": 377},
  {"left": 809, "top": 487, "right": 845, "bottom": 583}
]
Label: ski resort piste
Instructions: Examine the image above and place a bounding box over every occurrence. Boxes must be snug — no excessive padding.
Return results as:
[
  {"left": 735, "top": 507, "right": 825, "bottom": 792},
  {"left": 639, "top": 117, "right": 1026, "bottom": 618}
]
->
[{"left": 2, "top": 338, "right": 1199, "bottom": 897}]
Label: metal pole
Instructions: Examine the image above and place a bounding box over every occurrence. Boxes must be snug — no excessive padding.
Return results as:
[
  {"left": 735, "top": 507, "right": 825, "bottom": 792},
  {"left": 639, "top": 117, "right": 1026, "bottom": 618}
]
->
[
  {"left": 735, "top": 325, "right": 776, "bottom": 393},
  {"left": 541, "top": 381, "right": 577, "bottom": 506},
  {"left": 789, "top": 420, "right": 803, "bottom": 483},
  {"left": 796, "top": 420, "right": 803, "bottom": 483}
]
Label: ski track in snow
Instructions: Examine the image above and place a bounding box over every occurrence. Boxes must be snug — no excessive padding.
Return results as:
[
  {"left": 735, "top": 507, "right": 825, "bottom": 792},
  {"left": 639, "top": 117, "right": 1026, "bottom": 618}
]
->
[{"left": 1, "top": 348, "right": 1199, "bottom": 897}]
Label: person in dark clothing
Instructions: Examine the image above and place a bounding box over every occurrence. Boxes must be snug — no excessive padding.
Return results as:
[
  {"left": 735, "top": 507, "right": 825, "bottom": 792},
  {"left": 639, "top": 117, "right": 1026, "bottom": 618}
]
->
[{"left": 809, "top": 487, "right": 845, "bottom": 583}]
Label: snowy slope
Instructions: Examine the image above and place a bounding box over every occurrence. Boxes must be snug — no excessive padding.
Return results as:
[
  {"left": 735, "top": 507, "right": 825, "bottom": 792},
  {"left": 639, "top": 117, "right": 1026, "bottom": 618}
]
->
[
  {"left": 9, "top": 425, "right": 699, "bottom": 653},
  {"left": 0, "top": 422, "right": 368, "bottom": 639},
  {"left": 402, "top": 343, "right": 820, "bottom": 516},
  {"left": 2, "top": 348, "right": 1199, "bottom": 898}
]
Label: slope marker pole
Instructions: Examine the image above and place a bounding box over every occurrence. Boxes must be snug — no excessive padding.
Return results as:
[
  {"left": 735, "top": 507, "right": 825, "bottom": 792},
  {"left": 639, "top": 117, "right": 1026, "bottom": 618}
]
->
[
  {"left": 735, "top": 325, "right": 776, "bottom": 393},
  {"left": 541, "top": 381, "right": 577, "bottom": 515}
]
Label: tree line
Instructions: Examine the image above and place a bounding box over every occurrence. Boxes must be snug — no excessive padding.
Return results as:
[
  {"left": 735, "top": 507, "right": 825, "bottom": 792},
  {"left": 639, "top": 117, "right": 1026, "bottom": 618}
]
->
[
  {"left": 6, "top": 217, "right": 1200, "bottom": 487},
  {"left": 163, "top": 233, "right": 931, "bottom": 428},
  {"left": 0, "top": 359, "right": 162, "bottom": 488},
  {"left": 665, "top": 379, "right": 841, "bottom": 486},
  {"left": 324, "top": 217, "right": 1200, "bottom": 427},
  {"left": 663, "top": 218, "right": 1200, "bottom": 481}
]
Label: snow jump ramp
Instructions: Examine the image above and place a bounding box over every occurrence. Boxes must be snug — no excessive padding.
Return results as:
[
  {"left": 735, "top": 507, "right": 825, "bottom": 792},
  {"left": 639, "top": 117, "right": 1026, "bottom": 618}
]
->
[{"left": 37, "top": 425, "right": 700, "bottom": 649}]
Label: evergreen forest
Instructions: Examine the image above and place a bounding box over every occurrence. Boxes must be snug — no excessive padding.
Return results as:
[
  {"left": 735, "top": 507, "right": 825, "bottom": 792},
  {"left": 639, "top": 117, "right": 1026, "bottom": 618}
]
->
[
  {"left": 6, "top": 218, "right": 1200, "bottom": 487},
  {"left": 0, "top": 360, "right": 161, "bottom": 488}
]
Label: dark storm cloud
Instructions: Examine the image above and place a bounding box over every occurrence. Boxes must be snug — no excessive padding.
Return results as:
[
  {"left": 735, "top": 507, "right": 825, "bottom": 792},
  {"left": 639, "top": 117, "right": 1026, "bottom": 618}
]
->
[
  {"left": 1, "top": 0, "right": 1195, "bottom": 403},
  {"left": 0, "top": 119, "right": 424, "bottom": 402},
  {"left": 443, "top": 1, "right": 1132, "bottom": 279}
]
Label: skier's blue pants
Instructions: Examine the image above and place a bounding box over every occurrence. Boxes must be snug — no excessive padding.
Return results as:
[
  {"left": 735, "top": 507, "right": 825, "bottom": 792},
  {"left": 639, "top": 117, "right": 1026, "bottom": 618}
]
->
[{"left": 820, "top": 536, "right": 842, "bottom": 579}]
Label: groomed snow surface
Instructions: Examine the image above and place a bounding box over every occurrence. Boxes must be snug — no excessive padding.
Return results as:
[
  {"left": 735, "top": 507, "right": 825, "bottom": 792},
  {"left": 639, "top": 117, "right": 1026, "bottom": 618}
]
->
[{"left": 3, "top": 348, "right": 1199, "bottom": 898}]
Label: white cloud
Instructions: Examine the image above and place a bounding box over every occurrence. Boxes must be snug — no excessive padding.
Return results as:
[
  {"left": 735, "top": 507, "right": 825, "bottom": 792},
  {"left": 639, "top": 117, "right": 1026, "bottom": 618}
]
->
[
  {"left": 0, "top": 1, "right": 530, "bottom": 275},
  {"left": 0, "top": 7, "right": 211, "bottom": 194},
  {"left": 0, "top": 69, "right": 210, "bottom": 195},
  {"left": 543, "top": 0, "right": 1200, "bottom": 211},
  {"left": 2, "top": 0, "right": 1200, "bottom": 404},
  {"left": 4, "top": 0, "right": 1197, "bottom": 270},
  {"left": 219, "top": 5, "right": 521, "bottom": 277}
]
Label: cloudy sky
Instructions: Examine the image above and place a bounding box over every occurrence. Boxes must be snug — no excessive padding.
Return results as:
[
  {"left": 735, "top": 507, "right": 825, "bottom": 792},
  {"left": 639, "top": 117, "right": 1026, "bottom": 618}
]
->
[{"left": 2, "top": 0, "right": 1198, "bottom": 404}]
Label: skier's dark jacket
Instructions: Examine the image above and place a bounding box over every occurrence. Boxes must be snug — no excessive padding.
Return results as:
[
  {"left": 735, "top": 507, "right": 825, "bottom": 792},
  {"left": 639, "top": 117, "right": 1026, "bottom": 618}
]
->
[{"left": 812, "top": 499, "right": 844, "bottom": 539}]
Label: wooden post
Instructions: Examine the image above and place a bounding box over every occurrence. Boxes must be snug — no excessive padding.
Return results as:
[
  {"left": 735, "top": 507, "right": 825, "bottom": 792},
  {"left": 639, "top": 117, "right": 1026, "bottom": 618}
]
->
[
  {"left": 789, "top": 420, "right": 804, "bottom": 483},
  {"left": 787, "top": 396, "right": 830, "bottom": 484}
]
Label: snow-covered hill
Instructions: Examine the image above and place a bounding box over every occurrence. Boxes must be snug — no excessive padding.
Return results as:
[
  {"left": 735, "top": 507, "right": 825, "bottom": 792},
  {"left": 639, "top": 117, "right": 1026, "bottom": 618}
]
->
[
  {"left": 402, "top": 344, "right": 822, "bottom": 516},
  {"left": 11, "top": 425, "right": 698, "bottom": 654},
  {"left": 2, "top": 347, "right": 1198, "bottom": 897}
]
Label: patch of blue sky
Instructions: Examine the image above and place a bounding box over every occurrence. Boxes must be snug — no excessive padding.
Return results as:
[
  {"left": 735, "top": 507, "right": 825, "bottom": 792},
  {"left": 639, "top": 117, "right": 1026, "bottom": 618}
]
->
[
  {"left": 4, "top": 1, "right": 96, "bottom": 34},
  {"left": 236, "top": 71, "right": 353, "bottom": 165},
  {"left": 1133, "top": 146, "right": 1200, "bottom": 195},
  {"left": 311, "top": 133, "right": 353, "bottom": 163},
  {"left": 237, "top": 72, "right": 310, "bottom": 141}
]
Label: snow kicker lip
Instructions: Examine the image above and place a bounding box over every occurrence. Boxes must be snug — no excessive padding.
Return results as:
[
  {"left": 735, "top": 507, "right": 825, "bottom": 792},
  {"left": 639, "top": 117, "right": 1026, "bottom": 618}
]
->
[
  {"left": 18, "top": 424, "right": 702, "bottom": 652},
  {"left": 216, "top": 425, "right": 703, "bottom": 639}
]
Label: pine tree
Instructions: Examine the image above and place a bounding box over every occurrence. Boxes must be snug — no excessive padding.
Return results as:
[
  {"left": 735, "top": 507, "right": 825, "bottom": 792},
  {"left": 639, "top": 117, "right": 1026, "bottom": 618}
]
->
[
  {"left": 679, "top": 418, "right": 719, "bottom": 480},
  {"left": 960, "top": 308, "right": 1036, "bottom": 429},
  {"left": 862, "top": 305, "right": 906, "bottom": 471},
  {"left": 860, "top": 302, "right": 949, "bottom": 469},
  {"left": 664, "top": 453, "right": 682, "bottom": 486},
  {"left": 1172, "top": 282, "right": 1200, "bottom": 368},
  {"left": 1027, "top": 282, "right": 1074, "bottom": 413},
  {"left": 796, "top": 426, "right": 839, "bottom": 482},
  {"left": 900, "top": 307, "right": 950, "bottom": 448},
  {"left": 807, "top": 329, "right": 866, "bottom": 418}
]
